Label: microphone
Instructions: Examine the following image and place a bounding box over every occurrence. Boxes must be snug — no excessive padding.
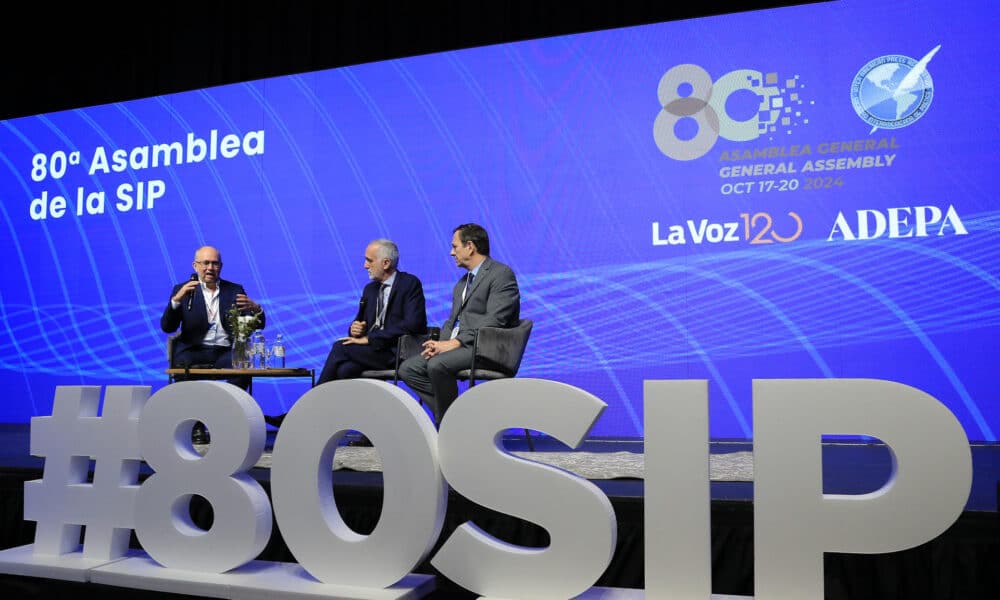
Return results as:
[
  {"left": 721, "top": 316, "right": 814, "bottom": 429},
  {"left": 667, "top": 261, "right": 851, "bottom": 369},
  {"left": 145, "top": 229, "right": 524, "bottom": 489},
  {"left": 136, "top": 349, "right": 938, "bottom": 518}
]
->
[
  {"left": 355, "top": 296, "right": 368, "bottom": 322},
  {"left": 186, "top": 273, "right": 198, "bottom": 310}
]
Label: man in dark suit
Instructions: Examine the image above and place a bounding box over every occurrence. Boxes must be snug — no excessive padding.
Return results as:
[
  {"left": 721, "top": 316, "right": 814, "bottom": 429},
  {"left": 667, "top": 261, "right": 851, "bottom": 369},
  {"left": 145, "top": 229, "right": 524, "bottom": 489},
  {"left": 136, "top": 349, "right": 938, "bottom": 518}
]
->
[
  {"left": 265, "top": 239, "right": 427, "bottom": 434},
  {"left": 399, "top": 223, "right": 520, "bottom": 426},
  {"left": 161, "top": 245, "right": 265, "bottom": 443}
]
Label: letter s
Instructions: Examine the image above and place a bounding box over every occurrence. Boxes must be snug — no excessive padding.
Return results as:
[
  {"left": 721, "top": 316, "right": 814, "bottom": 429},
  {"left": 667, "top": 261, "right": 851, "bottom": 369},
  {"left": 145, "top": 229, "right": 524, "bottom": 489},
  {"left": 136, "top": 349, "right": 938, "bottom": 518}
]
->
[{"left": 434, "top": 379, "right": 615, "bottom": 599}]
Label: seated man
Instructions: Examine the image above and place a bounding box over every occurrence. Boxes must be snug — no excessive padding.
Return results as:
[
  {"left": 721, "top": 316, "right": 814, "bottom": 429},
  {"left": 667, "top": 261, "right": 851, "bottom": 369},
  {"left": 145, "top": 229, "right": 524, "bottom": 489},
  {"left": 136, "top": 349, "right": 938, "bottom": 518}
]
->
[
  {"left": 399, "top": 223, "right": 519, "bottom": 426},
  {"left": 265, "top": 239, "right": 427, "bottom": 441},
  {"left": 161, "top": 245, "right": 264, "bottom": 443}
]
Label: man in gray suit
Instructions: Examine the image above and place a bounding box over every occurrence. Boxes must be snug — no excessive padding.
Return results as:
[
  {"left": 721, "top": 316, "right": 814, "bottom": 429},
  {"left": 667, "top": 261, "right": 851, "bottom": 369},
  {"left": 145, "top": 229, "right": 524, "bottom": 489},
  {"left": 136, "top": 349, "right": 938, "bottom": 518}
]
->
[{"left": 399, "top": 223, "right": 520, "bottom": 425}]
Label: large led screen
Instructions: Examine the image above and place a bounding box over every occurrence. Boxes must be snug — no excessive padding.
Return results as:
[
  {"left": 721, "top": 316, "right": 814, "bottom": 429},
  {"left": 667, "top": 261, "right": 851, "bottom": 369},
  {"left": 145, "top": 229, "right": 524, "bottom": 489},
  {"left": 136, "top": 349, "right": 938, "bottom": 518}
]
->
[{"left": 2, "top": 0, "right": 997, "bottom": 439}]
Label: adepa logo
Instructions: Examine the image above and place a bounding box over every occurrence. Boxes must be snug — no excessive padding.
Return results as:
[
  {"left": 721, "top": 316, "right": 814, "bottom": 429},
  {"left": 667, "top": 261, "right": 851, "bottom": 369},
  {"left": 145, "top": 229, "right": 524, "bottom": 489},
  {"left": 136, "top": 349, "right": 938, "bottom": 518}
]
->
[{"left": 653, "top": 64, "right": 809, "bottom": 161}]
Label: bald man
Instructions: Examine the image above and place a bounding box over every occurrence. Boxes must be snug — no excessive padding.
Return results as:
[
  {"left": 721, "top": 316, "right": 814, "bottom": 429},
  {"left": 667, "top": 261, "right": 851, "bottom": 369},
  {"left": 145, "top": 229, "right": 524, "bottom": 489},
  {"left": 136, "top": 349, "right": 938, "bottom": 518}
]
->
[{"left": 161, "top": 246, "right": 265, "bottom": 442}]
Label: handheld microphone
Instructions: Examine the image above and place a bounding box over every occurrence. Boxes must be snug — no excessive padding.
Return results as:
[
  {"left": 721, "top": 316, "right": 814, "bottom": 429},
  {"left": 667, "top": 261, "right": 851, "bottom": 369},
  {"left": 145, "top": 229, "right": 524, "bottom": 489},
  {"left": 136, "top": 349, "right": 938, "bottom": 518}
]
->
[
  {"left": 355, "top": 296, "right": 368, "bottom": 322},
  {"left": 186, "top": 273, "right": 198, "bottom": 310}
]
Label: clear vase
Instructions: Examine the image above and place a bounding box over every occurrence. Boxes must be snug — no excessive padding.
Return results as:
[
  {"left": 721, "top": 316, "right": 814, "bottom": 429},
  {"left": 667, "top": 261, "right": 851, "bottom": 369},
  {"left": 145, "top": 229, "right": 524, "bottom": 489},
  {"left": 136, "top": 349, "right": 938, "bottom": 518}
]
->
[{"left": 232, "top": 338, "right": 251, "bottom": 369}]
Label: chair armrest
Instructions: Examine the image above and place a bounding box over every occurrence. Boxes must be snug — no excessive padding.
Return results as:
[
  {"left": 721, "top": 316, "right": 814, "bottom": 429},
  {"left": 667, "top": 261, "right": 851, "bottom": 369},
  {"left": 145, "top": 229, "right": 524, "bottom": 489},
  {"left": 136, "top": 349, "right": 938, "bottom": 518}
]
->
[{"left": 166, "top": 334, "right": 181, "bottom": 368}]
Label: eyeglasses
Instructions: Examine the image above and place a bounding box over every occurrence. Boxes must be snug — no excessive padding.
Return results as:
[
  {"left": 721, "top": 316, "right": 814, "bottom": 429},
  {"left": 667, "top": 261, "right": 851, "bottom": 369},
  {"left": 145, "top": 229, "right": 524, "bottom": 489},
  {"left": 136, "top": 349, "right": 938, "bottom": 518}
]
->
[{"left": 194, "top": 260, "right": 222, "bottom": 268}]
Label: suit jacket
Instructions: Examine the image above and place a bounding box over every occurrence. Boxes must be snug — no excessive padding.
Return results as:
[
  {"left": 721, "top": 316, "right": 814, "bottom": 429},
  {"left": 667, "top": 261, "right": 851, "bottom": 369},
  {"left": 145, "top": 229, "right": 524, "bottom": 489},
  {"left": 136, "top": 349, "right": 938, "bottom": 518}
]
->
[
  {"left": 441, "top": 257, "right": 520, "bottom": 347},
  {"left": 160, "top": 278, "right": 265, "bottom": 356},
  {"left": 358, "top": 270, "right": 428, "bottom": 354}
]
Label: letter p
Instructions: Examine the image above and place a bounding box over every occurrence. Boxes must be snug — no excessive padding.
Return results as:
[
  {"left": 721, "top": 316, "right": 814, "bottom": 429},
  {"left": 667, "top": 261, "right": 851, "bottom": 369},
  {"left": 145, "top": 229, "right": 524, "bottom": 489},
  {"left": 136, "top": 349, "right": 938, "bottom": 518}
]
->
[{"left": 753, "top": 379, "right": 971, "bottom": 599}]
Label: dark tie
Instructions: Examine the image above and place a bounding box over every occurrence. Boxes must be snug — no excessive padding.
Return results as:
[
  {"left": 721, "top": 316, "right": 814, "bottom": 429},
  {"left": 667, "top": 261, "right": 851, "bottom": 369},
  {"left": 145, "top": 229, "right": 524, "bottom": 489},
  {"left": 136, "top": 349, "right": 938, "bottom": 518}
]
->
[
  {"left": 463, "top": 272, "right": 475, "bottom": 302},
  {"left": 451, "top": 273, "right": 475, "bottom": 340},
  {"left": 374, "top": 283, "right": 388, "bottom": 329}
]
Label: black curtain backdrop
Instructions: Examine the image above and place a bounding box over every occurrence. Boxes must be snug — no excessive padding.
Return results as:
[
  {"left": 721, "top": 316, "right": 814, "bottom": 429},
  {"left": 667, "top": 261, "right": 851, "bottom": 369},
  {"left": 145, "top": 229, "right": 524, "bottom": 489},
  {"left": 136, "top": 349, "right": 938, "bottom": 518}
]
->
[{"left": 0, "top": 1, "right": 822, "bottom": 121}]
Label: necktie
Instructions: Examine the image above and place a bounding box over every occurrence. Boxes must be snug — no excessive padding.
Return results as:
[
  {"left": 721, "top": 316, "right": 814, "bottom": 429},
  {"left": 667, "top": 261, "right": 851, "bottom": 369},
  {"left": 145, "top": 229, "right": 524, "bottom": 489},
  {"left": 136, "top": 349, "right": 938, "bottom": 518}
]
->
[
  {"left": 452, "top": 273, "right": 475, "bottom": 340},
  {"left": 462, "top": 272, "right": 475, "bottom": 302},
  {"left": 374, "top": 283, "right": 388, "bottom": 329}
]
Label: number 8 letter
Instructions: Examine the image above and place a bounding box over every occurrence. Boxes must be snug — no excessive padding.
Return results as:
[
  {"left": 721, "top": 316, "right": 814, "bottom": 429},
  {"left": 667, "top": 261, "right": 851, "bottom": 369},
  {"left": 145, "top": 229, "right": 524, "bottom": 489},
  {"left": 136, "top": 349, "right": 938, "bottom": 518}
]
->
[
  {"left": 653, "top": 64, "right": 720, "bottom": 161},
  {"left": 134, "top": 381, "right": 272, "bottom": 572}
]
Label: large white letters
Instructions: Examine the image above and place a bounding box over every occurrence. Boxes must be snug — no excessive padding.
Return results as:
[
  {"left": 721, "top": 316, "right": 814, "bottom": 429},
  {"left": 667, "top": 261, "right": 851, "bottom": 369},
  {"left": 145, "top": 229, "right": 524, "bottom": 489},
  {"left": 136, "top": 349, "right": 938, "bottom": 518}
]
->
[
  {"left": 134, "top": 381, "right": 272, "bottom": 573},
  {"left": 270, "top": 379, "right": 446, "bottom": 587},
  {"left": 435, "top": 378, "right": 616, "bottom": 599},
  {"left": 644, "top": 380, "right": 711, "bottom": 599},
  {"left": 753, "top": 379, "right": 972, "bottom": 599},
  {"left": 5, "top": 377, "right": 976, "bottom": 599}
]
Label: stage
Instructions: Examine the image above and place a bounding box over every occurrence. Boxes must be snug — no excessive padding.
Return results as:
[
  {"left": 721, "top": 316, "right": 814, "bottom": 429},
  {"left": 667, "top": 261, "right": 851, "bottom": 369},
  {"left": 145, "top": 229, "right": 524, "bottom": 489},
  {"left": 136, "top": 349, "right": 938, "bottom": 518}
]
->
[{"left": 1, "top": 424, "right": 998, "bottom": 598}]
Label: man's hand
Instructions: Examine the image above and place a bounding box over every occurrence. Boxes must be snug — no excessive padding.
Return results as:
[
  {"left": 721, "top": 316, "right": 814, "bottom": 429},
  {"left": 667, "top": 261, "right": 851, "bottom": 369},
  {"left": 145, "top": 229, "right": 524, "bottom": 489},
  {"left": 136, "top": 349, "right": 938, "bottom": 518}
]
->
[
  {"left": 421, "top": 338, "right": 461, "bottom": 359},
  {"left": 171, "top": 280, "right": 200, "bottom": 305},
  {"left": 349, "top": 320, "right": 367, "bottom": 337},
  {"left": 235, "top": 293, "right": 260, "bottom": 312},
  {"left": 341, "top": 336, "right": 369, "bottom": 346}
]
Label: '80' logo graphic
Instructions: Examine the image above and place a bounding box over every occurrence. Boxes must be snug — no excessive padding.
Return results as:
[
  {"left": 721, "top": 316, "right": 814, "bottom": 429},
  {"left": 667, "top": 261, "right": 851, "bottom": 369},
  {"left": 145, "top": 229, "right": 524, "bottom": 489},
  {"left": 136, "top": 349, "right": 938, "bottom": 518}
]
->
[{"left": 653, "top": 64, "right": 809, "bottom": 161}]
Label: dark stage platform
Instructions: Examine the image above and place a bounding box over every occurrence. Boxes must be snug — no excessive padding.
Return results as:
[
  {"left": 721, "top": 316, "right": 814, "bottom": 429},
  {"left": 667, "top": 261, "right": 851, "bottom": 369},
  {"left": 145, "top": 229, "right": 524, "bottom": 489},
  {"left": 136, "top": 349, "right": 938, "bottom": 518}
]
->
[{"left": 1, "top": 424, "right": 998, "bottom": 599}]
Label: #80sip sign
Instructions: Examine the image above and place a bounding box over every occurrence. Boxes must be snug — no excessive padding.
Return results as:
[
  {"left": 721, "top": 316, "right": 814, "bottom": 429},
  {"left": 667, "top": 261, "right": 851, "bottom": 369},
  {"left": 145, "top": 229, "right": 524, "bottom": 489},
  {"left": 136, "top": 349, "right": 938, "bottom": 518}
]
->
[{"left": 0, "top": 378, "right": 975, "bottom": 599}]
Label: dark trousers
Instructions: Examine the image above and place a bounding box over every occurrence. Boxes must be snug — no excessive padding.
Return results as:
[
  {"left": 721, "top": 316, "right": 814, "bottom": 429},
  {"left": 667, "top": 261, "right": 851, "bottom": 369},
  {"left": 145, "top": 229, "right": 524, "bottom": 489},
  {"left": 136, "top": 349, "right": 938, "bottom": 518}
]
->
[
  {"left": 173, "top": 344, "right": 250, "bottom": 390},
  {"left": 317, "top": 340, "right": 395, "bottom": 385}
]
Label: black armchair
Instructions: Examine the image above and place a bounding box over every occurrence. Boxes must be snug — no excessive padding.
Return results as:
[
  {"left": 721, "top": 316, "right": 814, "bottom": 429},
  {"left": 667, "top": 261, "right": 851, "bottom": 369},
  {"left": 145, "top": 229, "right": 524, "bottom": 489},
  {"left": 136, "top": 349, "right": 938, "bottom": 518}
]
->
[
  {"left": 366, "top": 321, "right": 535, "bottom": 449},
  {"left": 166, "top": 334, "right": 228, "bottom": 385},
  {"left": 455, "top": 319, "right": 533, "bottom": 384},
  {"left": 359, "top": 327, "right": 440, "bottom": 384},
  {"left": 456, "top": 319, "right": 534, "bottom": 449},
  {"left": 166, "top": 333, "right": 180, "bottom": 383}
]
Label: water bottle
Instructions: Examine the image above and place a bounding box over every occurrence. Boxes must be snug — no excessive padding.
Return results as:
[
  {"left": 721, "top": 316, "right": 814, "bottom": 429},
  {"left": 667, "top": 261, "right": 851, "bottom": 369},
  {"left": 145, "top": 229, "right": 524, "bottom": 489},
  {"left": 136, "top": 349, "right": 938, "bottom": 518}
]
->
[
  {"left": 271, "top": 333, "right": 285, "bottom": 369},
  {"left": 253, "top": 331, "right": 266, "bottom": 369}
]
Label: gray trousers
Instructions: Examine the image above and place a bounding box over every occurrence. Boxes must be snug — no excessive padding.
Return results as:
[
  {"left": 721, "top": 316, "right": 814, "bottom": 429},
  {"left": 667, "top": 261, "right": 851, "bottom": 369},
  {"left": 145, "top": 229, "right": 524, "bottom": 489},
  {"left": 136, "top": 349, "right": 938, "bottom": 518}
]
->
[{"left": 398, "top": 346, "right": 474, "bottom": 426}]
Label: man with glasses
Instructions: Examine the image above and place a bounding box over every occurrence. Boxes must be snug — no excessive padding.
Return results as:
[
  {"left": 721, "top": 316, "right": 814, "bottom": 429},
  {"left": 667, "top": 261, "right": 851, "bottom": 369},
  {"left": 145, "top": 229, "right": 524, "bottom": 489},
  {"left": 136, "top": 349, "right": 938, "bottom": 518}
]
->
[
  {"left": 161, "top": 246, "right": 265, "bottom": 442},
  {"left": 264, "top": 239, "right": 427, "bottom": 445}
]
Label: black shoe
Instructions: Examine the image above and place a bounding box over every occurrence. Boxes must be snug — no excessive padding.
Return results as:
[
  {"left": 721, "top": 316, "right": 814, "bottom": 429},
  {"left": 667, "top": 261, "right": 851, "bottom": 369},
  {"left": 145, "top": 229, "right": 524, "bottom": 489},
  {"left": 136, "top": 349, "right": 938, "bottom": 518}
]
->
[
  {"left": 192, "top": 424, "right": 210, "bottom": 445},
  {"left": 348, "top": 435, "right": 373, "bottom": 447},
  {"left": 264, "top": 413, "right": 286, "bottom": 428}
]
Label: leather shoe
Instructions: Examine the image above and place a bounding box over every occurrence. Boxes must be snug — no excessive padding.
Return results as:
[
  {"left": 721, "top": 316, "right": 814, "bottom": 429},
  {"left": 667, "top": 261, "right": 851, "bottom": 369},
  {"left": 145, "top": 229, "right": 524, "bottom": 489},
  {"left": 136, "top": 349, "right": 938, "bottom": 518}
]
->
[
  {"left": 348, "top": 435, "right": 373, "bottom": 447},
  {"left": 264, "top": 413, "right": 286, "bottom": 428},
  {"left": 192, "top": 425, "right": 210, "bottom": 445}
]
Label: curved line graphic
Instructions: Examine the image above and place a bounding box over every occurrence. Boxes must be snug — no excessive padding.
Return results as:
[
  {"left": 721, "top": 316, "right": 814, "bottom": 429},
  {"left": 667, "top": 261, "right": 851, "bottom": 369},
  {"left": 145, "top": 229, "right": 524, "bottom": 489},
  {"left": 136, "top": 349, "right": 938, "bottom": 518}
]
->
[
  {"left": 72, "top": 108, "right": 178, "bottom": 364},
  {"left": 48, "top": 111, "right": 154, "bottom": 375},
  {"left": 288, "top": 74, "right": 386, "bottom": 275},
  {"left": 504, "top": 45, "right": 639, "bottom": 259},
  {"left": 114, "top": 103, "right": 206, "bottom": 277},
  {"left": 338, "top": 69, "right": 449, "bottom": 263},
  {"left": 445, "top": 54, "right": 575, "bottom": 273},
  {"left": 564, "top": 36, "right": 690, "bottom": 225},
  {"left": 575, "top": 272, "right": 753, "bottom": 436},
  {"left": 523, "top": 287, "right": 642, "bottom": 435},
  {"left": 0, "top": 153, "right": 65, "bottom": 375},
  {"left": 238, "top": 82, "right": 337, "bottom": 329},
  {"left": 753, "top": 246, "right": 993, "bottom": 440},
  {"left": 199, "top": 85, "right": 337, "bottom": 410},
  {"left": 391, "top": 62, "right": 498, "bottom": 243},
  {"left": 156, "top": 95, "right": 265, "bottom": 298},
  {"left": 2, "top": 119, "right": 120, "bottom": 375}
]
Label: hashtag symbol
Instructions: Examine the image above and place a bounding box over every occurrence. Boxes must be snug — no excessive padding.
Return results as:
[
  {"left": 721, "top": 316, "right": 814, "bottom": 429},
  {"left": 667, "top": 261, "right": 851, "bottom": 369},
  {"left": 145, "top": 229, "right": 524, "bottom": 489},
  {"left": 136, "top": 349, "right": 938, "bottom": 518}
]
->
[{"left": 25, "top": 385, "right": 147, "bottom": 560}]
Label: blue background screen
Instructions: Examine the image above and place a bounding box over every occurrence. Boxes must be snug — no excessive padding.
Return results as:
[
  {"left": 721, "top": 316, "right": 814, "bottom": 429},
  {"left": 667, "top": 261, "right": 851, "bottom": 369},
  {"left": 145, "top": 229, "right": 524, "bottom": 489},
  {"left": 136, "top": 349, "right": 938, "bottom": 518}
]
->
[{"left": 1, "top": 0, "right": 997, "bottom": 440}]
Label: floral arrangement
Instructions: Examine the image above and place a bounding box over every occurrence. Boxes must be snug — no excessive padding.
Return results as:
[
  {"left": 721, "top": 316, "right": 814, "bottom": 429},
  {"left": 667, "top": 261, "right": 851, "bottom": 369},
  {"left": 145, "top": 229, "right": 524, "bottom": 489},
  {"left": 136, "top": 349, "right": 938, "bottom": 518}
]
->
[
  {"left": 227, "top": 304, "right": 264, "bottom": 343},
  {"left": 227, "top": 304, "right": 263, "bottom": 368}
]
